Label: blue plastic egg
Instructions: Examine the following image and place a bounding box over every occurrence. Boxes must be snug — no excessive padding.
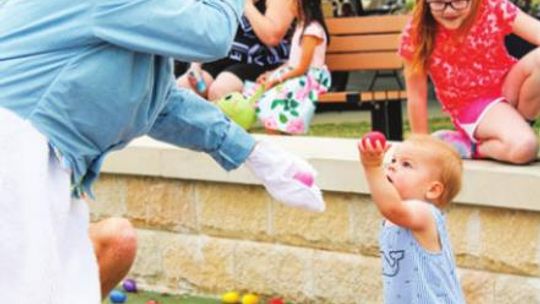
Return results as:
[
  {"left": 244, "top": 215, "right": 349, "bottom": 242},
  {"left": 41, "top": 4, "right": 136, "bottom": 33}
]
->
[{"left": 109, "top": 290, "right": 127, "bottom": 303}]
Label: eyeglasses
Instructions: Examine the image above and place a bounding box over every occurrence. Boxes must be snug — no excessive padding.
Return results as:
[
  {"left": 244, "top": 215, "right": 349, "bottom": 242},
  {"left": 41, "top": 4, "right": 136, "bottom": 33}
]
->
[{"left": 427, "top": 0, "right": 470, "bottom": 12}]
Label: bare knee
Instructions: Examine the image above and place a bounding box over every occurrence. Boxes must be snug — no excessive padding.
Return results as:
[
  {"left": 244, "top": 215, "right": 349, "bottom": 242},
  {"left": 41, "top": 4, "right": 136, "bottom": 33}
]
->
[
  {"left": 94, "top": 218, "right": 137, "bottom": 258},
  {"left": 530, "top": 48, "right": 540, "bottom": 69},
  {"left": 520, "top": 48, "right": 540, "bottom": 75},
  {"left": 207, "top": 82, "right": 232, "bottom": 101},
  {"left": 207, "top": 73, "right": 243, "bottom": 101},
  {"left": 507, "top": 134, "right": 539, "bottom": 164}
]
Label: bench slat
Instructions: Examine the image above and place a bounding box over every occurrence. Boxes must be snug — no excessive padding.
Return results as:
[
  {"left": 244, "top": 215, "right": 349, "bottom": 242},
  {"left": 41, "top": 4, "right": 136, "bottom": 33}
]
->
[
  {"left": 326, "top": 52, "right": 403, "bottom": 71},
  {"left": 321, "top": 15, "right": 408, "bottom": 140},
  {"left": 318, "top": 90, "right": 407, "bottom": 103},
  {"left": 327, "top": 34, "right": 401, "bottom": 53},
  {"left": 326, "top": 15, "right": 409, "bottom": 35}
]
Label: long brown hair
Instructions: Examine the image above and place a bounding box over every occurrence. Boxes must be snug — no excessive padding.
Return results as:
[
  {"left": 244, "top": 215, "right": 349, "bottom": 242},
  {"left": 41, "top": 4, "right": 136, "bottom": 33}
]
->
[
  {"left": 297, "top": 0, "right": 331, "bottom": 45},
  {"left": 409, "top": 0, "right": 482, "bottom": 74}
]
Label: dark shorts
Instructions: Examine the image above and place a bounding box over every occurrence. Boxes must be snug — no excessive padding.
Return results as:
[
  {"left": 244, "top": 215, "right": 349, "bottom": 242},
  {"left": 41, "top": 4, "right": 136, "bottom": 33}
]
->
[{"left": 202, "top": 58, "right": 281, "bottom": 82}]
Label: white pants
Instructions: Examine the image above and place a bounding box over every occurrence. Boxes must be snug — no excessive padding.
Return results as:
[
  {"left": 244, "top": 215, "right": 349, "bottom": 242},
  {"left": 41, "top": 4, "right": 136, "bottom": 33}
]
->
[{"left": 0, "top": 108, "right": 100, "bottom": 303}]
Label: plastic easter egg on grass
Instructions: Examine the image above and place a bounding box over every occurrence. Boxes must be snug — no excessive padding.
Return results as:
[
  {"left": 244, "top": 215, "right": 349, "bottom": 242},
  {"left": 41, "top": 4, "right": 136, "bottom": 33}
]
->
[
  {"left": 222, "top": 291, "right": 241, "bottom": 303},
  {"left": 267, "top": 297, "right": 285, "bottom": 304},
  {"left": 362, "top": 131, "right": 387, "bottom": 148},
  {"left": 217, "top": 92, "right": 257, "bottom": 130},
  {"left": 241, "top": 293, "right": 259, "bottom": 304},
  {"left": 122, "top": 278, "right": 137, "bottom": 293},
  {"left": 145, "top": 300, "right": 159, "bottom": 304},
  {"left": 109, "top": 290, "right": 127, "bottom": 303}
]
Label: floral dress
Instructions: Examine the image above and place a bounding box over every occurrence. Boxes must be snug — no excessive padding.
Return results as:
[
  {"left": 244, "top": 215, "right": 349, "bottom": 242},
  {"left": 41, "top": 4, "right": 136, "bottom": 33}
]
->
[{"left": 255, "top": 21, "right": 332, "bottom": 134}]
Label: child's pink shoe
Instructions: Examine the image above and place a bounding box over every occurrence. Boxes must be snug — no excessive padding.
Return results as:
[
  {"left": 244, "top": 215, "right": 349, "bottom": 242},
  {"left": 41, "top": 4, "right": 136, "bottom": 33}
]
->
[
  {"left": 245, "top": 140, "right": 325, "bottom": 212},
  {"left": 431, "top": 130, "right": 477, "bottom": 159}
]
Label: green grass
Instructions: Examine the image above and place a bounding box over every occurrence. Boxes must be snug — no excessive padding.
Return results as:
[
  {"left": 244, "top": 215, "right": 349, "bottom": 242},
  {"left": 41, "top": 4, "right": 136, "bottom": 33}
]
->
[
  {"left": 104, "top": 290, "right": 298, "bottom": 304},
  {"left": 251, "top": 117, "right": 540, "bottom": 139},
  {"left": 251, "top": 117, "right": 458, "bottom": 138},
  {"left": 104, "top": 290, "right": 300, "bottom": 304}
]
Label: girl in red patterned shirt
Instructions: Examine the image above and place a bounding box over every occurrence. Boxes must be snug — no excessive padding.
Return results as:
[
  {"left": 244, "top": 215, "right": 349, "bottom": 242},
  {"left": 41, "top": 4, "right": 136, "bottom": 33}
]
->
[{"left": 400, "top": 0, "right": 540, "bottom": 164}]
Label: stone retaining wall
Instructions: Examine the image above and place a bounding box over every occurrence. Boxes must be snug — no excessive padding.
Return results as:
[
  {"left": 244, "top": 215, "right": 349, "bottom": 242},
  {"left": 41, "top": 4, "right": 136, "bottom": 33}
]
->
[{"left": 91, "top": 136, "right": 540, "bottom": 303}]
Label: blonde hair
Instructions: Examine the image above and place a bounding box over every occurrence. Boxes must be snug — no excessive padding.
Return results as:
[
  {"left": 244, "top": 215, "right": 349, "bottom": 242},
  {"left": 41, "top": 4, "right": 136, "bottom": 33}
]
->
[
  {"left": 409, "top": 0, "right": 482, "bottom": 74},
  {"left": 406, "top": 134, "right": 463, "bottom": 207}
]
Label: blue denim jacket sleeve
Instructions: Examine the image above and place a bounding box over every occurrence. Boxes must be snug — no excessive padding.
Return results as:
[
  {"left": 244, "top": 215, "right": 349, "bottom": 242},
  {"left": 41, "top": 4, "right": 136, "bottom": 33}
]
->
[
  {"left": 148, "top": 85, "right": 255, "bottom": 171},
  {"left": 91, "top": 0, "right": 243, "bottom": 62}
]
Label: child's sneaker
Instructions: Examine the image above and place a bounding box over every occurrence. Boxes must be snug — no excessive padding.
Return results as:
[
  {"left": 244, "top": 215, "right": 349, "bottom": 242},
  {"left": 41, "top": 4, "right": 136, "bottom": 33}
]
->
[
  {"left": 431, "top": 129, "right": 476, "bottom": 159},
  {"left": 245, "top": 140, "right": 325, "bottom": 212}
]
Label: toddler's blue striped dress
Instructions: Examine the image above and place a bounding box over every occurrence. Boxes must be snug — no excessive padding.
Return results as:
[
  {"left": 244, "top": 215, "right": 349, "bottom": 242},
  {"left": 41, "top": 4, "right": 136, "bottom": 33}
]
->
[{"left": 379, "top": 203, "right": 465, "bottom": 303}]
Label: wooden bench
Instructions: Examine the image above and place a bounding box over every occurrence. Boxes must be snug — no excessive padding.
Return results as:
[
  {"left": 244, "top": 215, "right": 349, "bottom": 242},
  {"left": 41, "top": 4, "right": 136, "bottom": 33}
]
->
[{"left": 320, "top": 15, "right": 409, "bottom": 140}]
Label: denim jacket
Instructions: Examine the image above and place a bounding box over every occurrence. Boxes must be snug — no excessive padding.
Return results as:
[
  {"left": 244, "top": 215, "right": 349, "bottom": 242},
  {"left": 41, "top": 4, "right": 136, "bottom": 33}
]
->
[{"left": 0, "top": 0, "right": 245, "bottom": 196}]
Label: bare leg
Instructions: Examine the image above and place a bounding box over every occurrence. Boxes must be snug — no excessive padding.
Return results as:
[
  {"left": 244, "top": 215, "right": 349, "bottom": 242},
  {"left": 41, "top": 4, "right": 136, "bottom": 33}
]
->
[
  {"left": 475, "top": 102, "right": 538, "bottom": 164},
  {"left": 502, "top": 47, "right": 540, "bottom": 121},
  {"left": 89, "top": 218, "right": 137, "bottom": 298},
  {"left": 207, "top": 71, "right": 244, "bottom": 101}
]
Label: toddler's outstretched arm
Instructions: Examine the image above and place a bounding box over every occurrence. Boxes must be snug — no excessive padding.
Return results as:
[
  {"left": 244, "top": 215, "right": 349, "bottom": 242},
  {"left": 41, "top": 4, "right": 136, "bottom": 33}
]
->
[{"left": 358, "top": 138, "right": 433, "bottom": 231}]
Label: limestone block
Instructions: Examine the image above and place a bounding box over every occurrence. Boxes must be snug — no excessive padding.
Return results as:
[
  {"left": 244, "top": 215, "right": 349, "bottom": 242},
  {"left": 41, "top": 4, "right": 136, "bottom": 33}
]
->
[
  {"left": 459, "top": 269, "right": 496, "bottom": 304},
  {"left": 125, "top": 177, "right": 197, "bottom": 232},
  {"left": 311, "top": 251, "right": 383, "bottom": 304},
  {"left": 494, "top": 273, "right": 540, "bottom": 303},
  {"left": 446, "top": 206, "right": 478, "bottom": 257},
  {"left": 234, "top": 241, "right": 311, "bottom": 301},
  {"left": 272, "top": 193, "right": 353, "bottom": 250},
  {"left": 448, "top": 206, "right": 540, "bottom": 276},
  {"left": 480, "top": 209, "right": 540, "bottom": 276},
  {"left": 198, "top": 183, "right": 271, "bottom": 240},
  {"left": 129, "top": 230, "right": 165, "bottom": 282},
  {"left": 161, "top": 234, "right": 236, "bottom": 292},
  {"left": 92, "top": 174, "right": 128, "bottom": 219},
  {"left": 349, "top": 195, "right": 382, "bottom": 256}
]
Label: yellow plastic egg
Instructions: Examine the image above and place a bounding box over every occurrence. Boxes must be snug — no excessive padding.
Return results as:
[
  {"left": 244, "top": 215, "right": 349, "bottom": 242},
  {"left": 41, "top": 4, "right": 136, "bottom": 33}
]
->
[
  {"left": 241, "top": 293, "right": 259, "bottom": 304},
  {"left": 222, "top": 291, "right": 240, "bottom": 303}
]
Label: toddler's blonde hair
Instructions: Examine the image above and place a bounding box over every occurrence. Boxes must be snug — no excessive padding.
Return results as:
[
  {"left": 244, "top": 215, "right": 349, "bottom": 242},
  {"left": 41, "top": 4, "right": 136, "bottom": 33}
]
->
[{"left": 407, "top": 134, "right": 463, "bottom": 207}]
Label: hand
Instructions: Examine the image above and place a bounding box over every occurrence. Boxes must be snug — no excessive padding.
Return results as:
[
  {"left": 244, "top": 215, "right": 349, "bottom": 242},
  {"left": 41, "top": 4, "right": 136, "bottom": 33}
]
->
[
  {"left": 357, "top": 138, "right": 390, "bottom": 168},
  {"left": 187, "top": 68, "right": 201, "bottom": 87},
  {"left": 264, "top": 78, "right": 279, "bottom": 90}
]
